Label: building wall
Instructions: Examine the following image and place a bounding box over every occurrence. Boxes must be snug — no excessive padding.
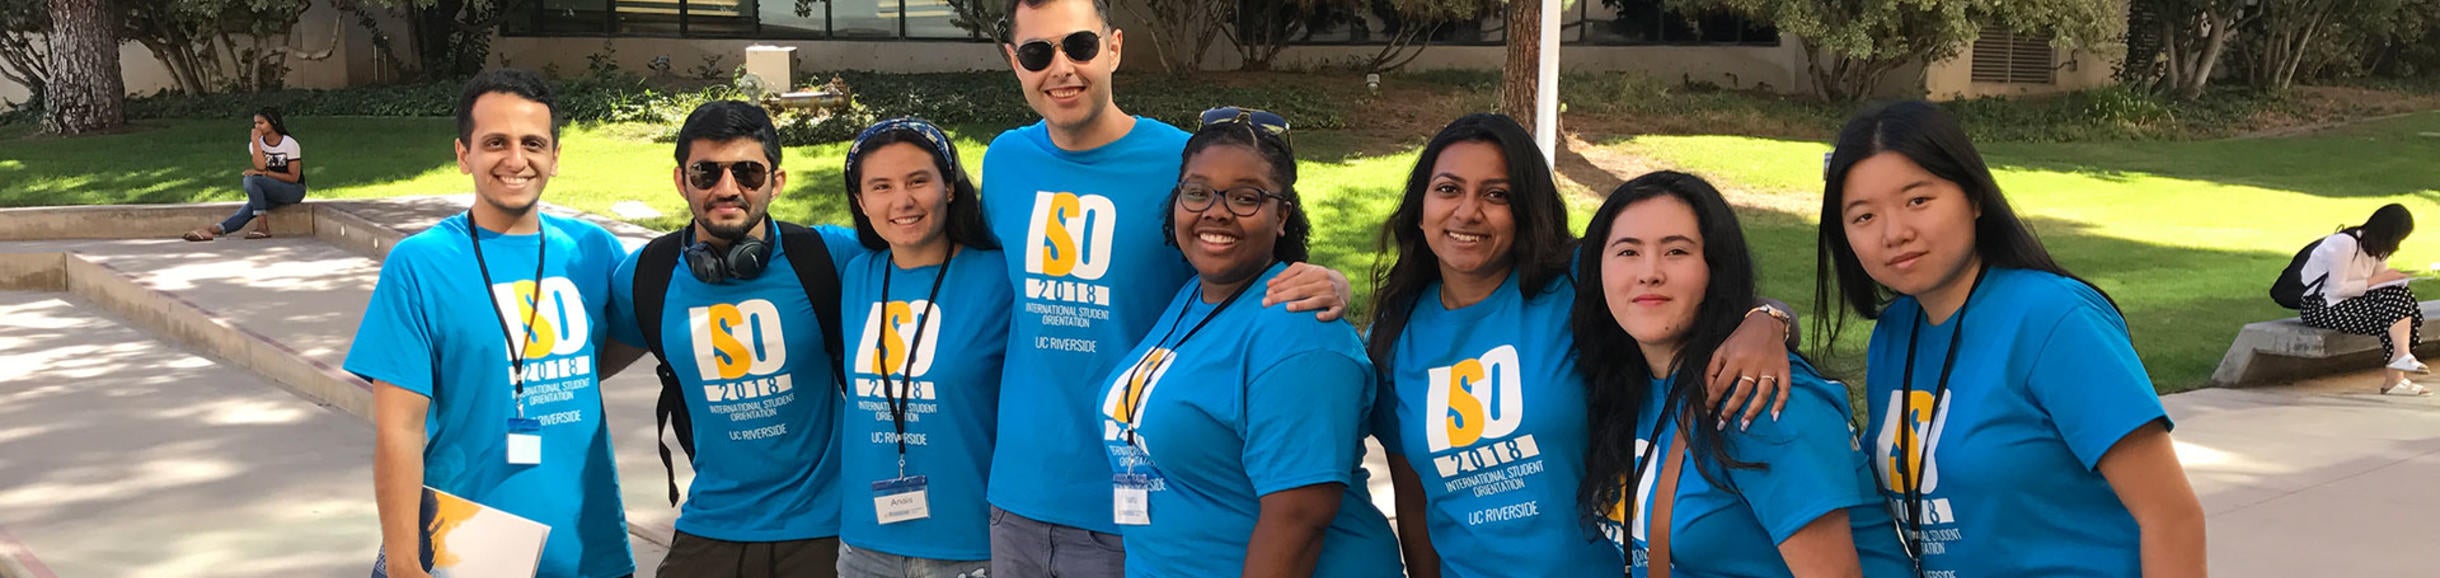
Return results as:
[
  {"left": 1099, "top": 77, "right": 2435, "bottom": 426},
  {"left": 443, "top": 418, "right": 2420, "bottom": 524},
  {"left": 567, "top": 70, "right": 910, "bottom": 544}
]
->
[
  {"left": 489, "top": 37, "right": 1011, "bottom": 80},
  {"left": 1922, "top": 44, "right": 2119, "bottom": 101},
  {"left": 0, "top": 0, "right": 392, "bottom": 110}
]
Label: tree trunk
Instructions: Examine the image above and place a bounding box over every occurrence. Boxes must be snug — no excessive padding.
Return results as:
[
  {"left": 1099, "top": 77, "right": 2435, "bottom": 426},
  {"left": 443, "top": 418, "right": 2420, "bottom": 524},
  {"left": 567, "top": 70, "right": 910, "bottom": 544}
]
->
[
  {"left": 1497, "top": 0, "right": 1539, "bottom": 125},
  {"left": 44, "top": 0, "right": 124, "bottom": 135}
]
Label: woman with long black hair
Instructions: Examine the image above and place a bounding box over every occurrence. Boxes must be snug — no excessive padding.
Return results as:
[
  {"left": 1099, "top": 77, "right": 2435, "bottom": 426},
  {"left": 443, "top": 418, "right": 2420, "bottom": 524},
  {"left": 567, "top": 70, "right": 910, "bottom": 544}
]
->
[
  {"left": 2294, "top": 203, "right": 2427, "bottom": 395},
  {"left": 1365, "top": 113, "right": 1798, "bottom": 578},
  {"left": 1575, "top": 170, "right": 1909, "bottom": 577},
  {"left": 1816, "top": 100, "right": 2205, "bottom": 577}
]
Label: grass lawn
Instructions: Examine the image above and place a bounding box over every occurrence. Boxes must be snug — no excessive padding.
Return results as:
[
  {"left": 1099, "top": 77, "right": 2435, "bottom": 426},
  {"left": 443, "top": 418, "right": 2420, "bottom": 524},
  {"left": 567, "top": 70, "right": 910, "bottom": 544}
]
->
[
  {"left": 1603, "top": 111, "right": 2440, "bottom": 391},
  {"left": 8, "top": 112, "right": 2439, "bottom": 392}
]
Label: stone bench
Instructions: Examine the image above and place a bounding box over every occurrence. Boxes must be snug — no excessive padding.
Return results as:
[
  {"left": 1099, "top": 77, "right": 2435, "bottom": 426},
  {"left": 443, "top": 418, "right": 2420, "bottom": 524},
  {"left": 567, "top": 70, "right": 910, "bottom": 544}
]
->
[{"left": 2212, "top": 300, "right": 2440, "bottom": 386}]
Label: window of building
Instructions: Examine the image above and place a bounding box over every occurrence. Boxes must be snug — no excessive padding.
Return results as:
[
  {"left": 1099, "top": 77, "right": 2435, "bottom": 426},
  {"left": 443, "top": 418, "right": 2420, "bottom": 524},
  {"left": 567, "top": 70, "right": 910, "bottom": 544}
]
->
[
  {"left": 1569, "top": 0, "right": 1775, "bottom": 46},
  {"left": 504, "top": 0, "right": 987, "bottom": 40}
]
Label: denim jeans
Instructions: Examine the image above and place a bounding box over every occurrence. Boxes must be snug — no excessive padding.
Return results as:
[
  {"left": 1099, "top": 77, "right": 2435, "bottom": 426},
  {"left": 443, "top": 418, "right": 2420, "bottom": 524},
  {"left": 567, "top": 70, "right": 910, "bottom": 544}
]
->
[
  {"left": 985, "top": 507, "right": 1122, "bottom": 578},
  {"left": 221, "top": 174, "right": 306, "bottom": 233},
  {"left": 837, "top": 542, "right": 989, "bottom": 578}
]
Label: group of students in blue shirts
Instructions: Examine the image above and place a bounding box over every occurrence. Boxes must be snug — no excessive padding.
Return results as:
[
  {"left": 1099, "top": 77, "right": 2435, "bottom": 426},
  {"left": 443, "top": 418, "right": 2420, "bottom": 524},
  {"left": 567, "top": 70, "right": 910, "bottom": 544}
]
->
[{"left": 348, "top": 1, "right": 2207, "bottom": 573}]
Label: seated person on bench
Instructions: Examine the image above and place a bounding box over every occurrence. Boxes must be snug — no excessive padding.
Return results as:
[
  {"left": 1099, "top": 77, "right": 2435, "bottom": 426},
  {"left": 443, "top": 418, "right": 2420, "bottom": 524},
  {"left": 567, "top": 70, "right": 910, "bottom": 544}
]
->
[
  {"left": 2298, "top": 204, "right": 2426, "bottom": 395},
  {"left": 187, "top": 107, "right": 307, "bottom": 241}
]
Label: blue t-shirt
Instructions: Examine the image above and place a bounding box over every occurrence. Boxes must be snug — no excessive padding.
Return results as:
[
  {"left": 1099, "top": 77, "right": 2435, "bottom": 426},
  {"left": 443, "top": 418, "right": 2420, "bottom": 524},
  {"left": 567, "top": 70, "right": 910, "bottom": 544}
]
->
[
  {"left": 1864, "top": 267, "right": 2168, "bottom": 576},
  {"left": 604, "top": 224, "right": 862, "bottom": 542},
  {"left": 836, "top": 247, "right": 1012, "bottom": 560},
  {"left": 981, "top": 118, "right": 1197, "bottom": 533},
  {"left": 344, "top": 213, "right": 636, "bottom": 578},
  {"left": 1607, "top": 358, "right": 1912, "bottom": 578},
  {"left": 1097, "top": 263, "right": 1403, "bottom": 577},
  {"left": 1372, "top": 272, "right": 1621, "bottom": 577}
]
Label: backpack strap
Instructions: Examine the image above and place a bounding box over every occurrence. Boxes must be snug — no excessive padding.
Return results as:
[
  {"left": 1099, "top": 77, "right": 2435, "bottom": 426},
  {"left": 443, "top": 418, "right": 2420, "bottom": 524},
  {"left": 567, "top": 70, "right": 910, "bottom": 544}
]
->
[
  {"left": 776, "top": 221, "right": 850, "bottom": 396},
  {"left": 634, "top": 232, "right": 694, "bottom": 506}
]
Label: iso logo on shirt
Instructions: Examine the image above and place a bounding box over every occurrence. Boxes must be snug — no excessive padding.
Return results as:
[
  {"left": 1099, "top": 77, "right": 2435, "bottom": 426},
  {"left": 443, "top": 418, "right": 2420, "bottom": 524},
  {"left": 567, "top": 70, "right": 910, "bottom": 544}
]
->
[
  {"left": 688, "top": 299, "right": 793, "bottom": 404},
  {"left": 852, "top": 300, "right": 943, "bottom": 400},
  {"left": 490, "top": 277, "right": 591, "bottom": 362},
  {"left": 1425, "top": 345, "right": 1538, "bottom": 478},
  {"left": 1100, "top": 347, "right": 1176, "bottom": 442},
  {"left": 1876, "top": 390, "right": 1956, "bottom": 525},
  {"left": 1022, "top": 191, "right": 1116, "bottom": 306}
]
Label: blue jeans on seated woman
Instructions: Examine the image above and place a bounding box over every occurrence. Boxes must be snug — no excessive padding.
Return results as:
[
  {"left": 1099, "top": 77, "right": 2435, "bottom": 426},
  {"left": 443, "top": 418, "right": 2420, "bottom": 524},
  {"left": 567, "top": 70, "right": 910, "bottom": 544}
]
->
[{"left": 220, "top": 174, "right": 306, "bottom": 233}]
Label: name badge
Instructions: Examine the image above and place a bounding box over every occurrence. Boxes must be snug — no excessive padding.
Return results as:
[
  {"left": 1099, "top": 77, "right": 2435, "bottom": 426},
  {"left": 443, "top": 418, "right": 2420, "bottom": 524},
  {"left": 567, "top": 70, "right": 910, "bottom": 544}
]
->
[
  {"left": 1113, "top": 473, "right": 1152, "bottom": 526},
  {"left": 872, "top": 476, "right": 931, "bottom": 525},
  {"left": 506, "top": 418, "right": 542, "bottom": 465}
]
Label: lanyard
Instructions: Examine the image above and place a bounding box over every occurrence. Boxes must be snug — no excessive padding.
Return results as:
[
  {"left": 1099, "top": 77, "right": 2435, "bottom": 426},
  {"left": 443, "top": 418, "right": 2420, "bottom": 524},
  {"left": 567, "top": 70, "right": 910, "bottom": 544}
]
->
[
  {"left": 467, "top": 212, "right": 548, "bottom": 419},
  {"left": 1116, "top": 263, "right": 1268, "bottom": 447},
  {"left": 1890, "top": 265, "right": 1986, "bottom": 576},
  {"left": 871, "top": 249, "right": 954, "bottom": 478},
  {"left": 1624, "top": 378, "right": 1686, "bottom": 567}
]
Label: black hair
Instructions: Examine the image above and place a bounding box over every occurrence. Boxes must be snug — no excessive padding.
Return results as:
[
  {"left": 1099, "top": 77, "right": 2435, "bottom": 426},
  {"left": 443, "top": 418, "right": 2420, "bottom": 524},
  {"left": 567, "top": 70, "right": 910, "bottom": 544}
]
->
[
  {"left": 673, "top": 100, "right": 784, "bottom": 169},
  {"left": 1572, "top": 170, "right": 1765, "bottom": 528},
  {"left": 254, "top": 106, "right": 291, "bottom": 138},
  {"left": 1005, "top": 0, "right": 1112, "bottom": 40},
  {"left": 1815, "top": 100, "right": 2115, "bottom": 353},
  {"left": 454, "top": 68, "right": 559, "bottom": 144},
  {"left": 1365, "top": 113, "right": 1575, "bottom": 372},
  {"left": 1160, "top": 118, "right": 1311, "bottom": 264},
  {"left": 2350, "top": 203, "right": 2415, "bottom": 259},
  {"left": 842, "top": 128, "right": 1001, "bottom": 253}
]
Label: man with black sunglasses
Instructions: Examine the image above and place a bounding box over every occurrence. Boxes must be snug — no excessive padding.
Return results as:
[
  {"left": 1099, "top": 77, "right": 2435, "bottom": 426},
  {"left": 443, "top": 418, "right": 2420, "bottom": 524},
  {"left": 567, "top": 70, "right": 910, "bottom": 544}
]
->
[
  {"left": 981, "top": 0, "right": 1353, "bottom": 576},
  {"left": 604, "top": 100, "right": 869, "bottom": 578}
]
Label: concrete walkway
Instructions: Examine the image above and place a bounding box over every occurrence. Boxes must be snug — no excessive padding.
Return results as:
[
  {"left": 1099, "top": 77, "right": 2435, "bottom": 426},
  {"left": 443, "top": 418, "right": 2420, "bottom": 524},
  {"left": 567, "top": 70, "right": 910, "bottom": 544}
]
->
[
  {"left": 0, "top": 197, "right": 2431, "bottom": 577},
  {"left": 0, "top": 290, "right": 670, "bottom": 578}
]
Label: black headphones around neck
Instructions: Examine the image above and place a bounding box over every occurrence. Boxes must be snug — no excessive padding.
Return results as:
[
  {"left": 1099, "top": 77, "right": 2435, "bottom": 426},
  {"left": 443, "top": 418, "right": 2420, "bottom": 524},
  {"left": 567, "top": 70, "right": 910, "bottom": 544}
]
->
[{"left": 685, "top": 217, "right": 774, "bottom": 284}]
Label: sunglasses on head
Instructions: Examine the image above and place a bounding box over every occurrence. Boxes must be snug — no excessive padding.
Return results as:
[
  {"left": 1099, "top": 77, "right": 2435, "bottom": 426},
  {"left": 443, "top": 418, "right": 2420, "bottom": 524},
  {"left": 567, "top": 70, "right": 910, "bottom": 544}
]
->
[
  {"left": 1199, "top": 106, "right": 1291, "bottom": 145},
  {"left": 1014, "top": 30, "right": 1102, "bottom": 72},
  {"left": 686, "top": 160, "right": 770, "bottom": 191}
]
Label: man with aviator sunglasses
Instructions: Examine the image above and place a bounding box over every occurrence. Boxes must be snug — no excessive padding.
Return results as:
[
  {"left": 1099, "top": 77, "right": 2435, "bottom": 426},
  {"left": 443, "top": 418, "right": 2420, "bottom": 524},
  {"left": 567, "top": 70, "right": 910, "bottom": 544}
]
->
[
  {"left": 982, "top": 0, "right": 1352, "bottom": 572},
  {"left": 605, "top": 101, "right": 870, "bottom": 578}
]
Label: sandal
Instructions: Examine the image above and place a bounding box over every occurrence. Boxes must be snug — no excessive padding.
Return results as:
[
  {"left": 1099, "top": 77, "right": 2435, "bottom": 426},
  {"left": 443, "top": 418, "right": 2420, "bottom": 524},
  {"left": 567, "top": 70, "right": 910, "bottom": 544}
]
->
[
  {"left": 244, "top": 230, "right": 272, "bottom": 240},
  {"left": 182, "top": 228, "right": 216, "bottom": 242},
  {"left": 2381, "top": 380, "right": 2432, "bottom": 396}
]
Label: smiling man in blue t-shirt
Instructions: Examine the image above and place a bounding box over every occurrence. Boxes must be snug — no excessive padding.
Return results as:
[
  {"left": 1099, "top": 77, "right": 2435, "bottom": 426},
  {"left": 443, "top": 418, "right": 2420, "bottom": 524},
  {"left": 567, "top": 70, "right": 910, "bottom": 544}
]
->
[
  {"left": 605, "top": 101, "right": 865, "bottom": 577},
  {"left": 349, "top": 69, "right": 645, "bottom": 578}
]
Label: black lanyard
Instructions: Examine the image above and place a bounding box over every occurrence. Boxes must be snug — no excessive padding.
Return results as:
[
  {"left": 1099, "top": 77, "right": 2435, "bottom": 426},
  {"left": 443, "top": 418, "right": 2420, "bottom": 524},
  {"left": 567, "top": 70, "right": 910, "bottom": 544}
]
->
[
  {"left": 1116, "top": 263, "right": 1268, "bottom": 445},
  {"left": 1891, "top": 266, "right": 1986, "bottom": 576},
  {"left": 467, "top": 212, "right": 548, "bottom": 418},
  {"left": 870, "top": 249, "right": 954, "bottom": 475},
  {"left": 1622, "top": 378, "right": 1686, "bottom": 570}
]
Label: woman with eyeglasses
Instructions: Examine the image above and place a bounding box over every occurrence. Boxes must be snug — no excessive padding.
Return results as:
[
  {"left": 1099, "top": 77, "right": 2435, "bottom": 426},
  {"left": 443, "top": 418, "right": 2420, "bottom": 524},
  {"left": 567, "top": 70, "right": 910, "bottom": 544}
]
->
[
  {"left": 187, "top": 106, "right": 307, "bottom": 241},
  {"left": 1818, "top": 101, "right": 2204, "bottom": 577},
  {"left": 833, "top": 117, "right": 1013, "bottom": 578},
  {"left": 1575, "top": 171, "right": 1910, "bottom": 578},
  {"left": 1094, "top": 109, "right": 1402, "bottom": 578},
  {"left": 1364, "top": 114, "right": 1796, "bottom": 578}
]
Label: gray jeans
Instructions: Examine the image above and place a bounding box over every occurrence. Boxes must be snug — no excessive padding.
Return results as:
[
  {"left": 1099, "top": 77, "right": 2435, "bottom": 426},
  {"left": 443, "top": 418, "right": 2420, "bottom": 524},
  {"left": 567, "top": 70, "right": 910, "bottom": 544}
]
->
[
  {"left": 985, "top": 507, "right": 1123, "bottom": 578},
  {"left": 837, "top": 543, "right": 989, "bottom": 578}
]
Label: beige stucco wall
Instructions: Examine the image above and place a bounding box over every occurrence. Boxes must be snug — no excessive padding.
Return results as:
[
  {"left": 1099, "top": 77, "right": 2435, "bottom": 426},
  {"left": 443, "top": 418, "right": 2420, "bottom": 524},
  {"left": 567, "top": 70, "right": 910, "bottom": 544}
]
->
[
  {"left": 1922, "top": 43, "right": 2119, "bottom": 101},
  {"left": 0, "top": 0, "right": 392, "bottom": 110}
]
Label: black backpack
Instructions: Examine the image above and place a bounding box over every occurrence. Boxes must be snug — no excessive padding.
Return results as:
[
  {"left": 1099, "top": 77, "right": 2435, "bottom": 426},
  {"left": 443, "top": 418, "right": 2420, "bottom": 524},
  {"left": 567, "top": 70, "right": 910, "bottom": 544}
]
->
[
  {"left": 631, "top": 221, "right": 848, "bottom": 505},
  {"left": 2271, "top": 232, "right": 2348, "bottom": 310}
]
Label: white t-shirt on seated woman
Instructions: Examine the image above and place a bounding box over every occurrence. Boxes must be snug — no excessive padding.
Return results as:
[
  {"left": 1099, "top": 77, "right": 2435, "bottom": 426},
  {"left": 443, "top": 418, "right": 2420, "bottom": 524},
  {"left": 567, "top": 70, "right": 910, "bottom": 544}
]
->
[{"left": 249, "top": 134, "right": 303, "bottom": 183}]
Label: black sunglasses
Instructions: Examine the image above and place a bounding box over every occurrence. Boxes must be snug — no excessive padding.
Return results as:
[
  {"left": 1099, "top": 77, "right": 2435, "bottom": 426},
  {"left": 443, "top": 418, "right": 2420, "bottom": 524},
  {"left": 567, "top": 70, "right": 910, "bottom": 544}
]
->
[
  {"left": 1014, "top": 30, "right": 1102, "bottom": 72},
  {"left": 1199, "top": 107, "right": 1291, "bottom": 145},
  {"left": 686, "top": 160, "right": 770, "bottom": 191}
]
